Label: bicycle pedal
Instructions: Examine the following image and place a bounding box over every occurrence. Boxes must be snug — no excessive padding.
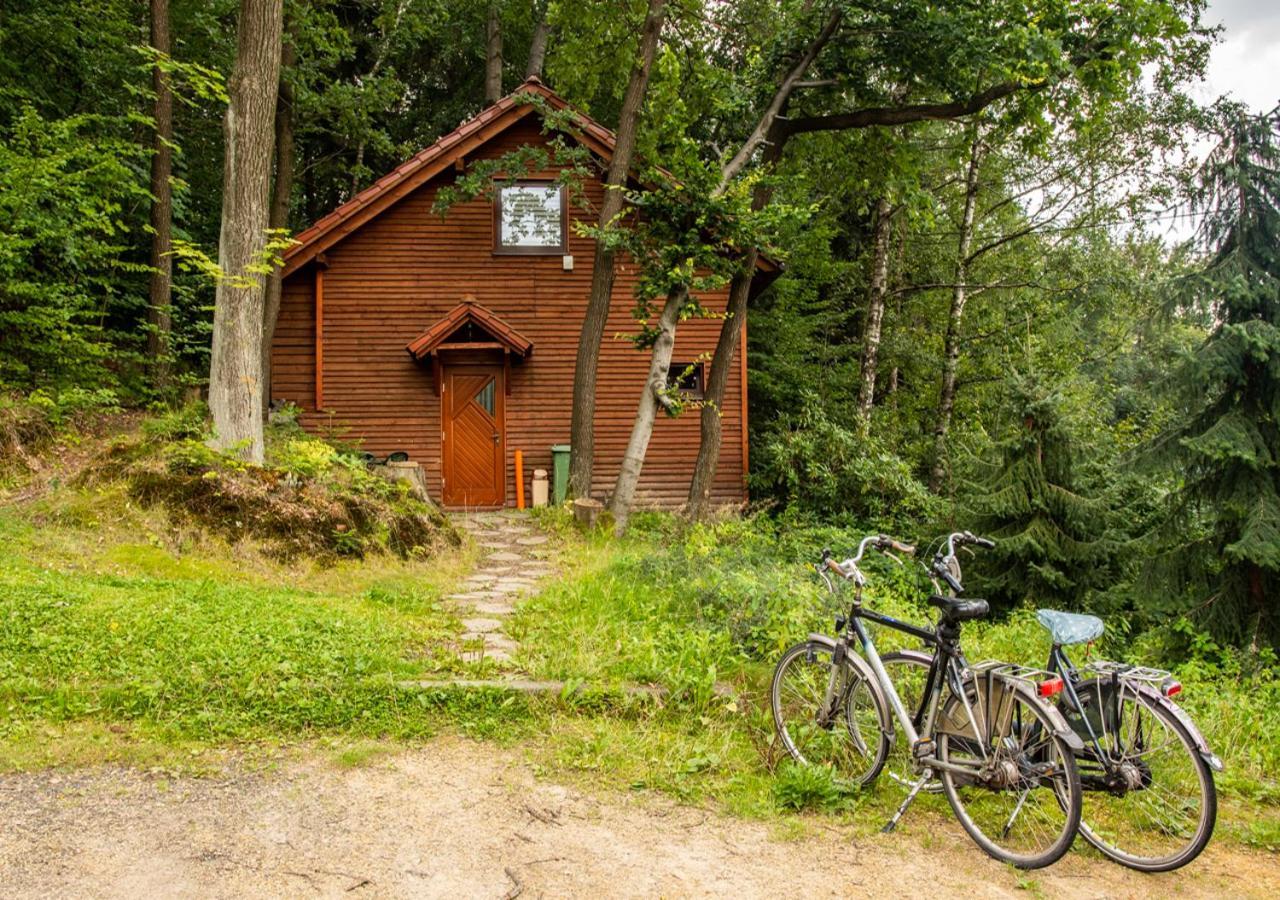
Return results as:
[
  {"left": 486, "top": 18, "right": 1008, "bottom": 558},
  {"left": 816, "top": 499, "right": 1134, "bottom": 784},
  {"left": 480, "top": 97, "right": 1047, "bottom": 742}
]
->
[{"left": 911, "top": 738, "right": 935, "bottom": 759}]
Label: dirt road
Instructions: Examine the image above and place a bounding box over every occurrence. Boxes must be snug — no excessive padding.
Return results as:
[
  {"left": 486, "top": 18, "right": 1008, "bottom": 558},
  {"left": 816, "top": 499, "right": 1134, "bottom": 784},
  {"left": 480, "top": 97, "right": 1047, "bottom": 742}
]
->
[{"left": 1, "top": 737, "right": 1274, "bottom": 899}]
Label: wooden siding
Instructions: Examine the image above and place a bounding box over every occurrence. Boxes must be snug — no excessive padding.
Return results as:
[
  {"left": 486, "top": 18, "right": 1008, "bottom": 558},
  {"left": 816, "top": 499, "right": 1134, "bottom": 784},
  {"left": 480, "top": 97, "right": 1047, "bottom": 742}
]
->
[{"left": 272, "top": 118, "right": 746, "bottom": 509}]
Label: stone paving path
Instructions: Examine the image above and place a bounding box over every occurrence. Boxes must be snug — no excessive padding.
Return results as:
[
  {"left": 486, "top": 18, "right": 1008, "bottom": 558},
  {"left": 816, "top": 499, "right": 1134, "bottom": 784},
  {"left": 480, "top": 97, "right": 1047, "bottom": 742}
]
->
[{"left": 447, "top": 510, "right": 555, "bottom": 665}]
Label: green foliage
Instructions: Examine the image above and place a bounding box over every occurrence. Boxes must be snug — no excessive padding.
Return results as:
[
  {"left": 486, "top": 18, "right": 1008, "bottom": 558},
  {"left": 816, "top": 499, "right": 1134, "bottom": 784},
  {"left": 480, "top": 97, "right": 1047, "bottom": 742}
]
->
[
  {"left": 0, "top": 106, "right": 150, "bottom": 391},
  {"left": 1142, "top": 105, "right": 1280, "bottom": 648},
  {"left": 772, "top": 760, "right": 853, "bottom": 811},
  {"left": 752, "top": 393, "right": 934, "bottom": 525},
  {"left": 958, "top": 373, "right": 1123, "bottom": 612}
]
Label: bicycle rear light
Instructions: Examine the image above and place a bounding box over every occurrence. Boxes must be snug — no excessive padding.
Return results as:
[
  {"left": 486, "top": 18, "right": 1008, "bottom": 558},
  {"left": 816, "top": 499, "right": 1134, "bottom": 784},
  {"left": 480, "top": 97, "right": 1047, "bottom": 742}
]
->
[
  {"left": 1037, "top": 676, "right": 1064, "bottom": 698},
  {"left": 1162, "top": 680, "right": 1182, "bottom": 698}
]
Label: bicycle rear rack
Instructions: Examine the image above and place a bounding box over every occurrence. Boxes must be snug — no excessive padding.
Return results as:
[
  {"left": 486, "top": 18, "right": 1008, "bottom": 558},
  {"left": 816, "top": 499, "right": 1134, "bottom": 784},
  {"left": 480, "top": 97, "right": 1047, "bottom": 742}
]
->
[
  {"left": 1084, "top": 659, "right": 1172, "bottom": 685},
  {"left": 970, "top": 660, "right": 1061, "bottom": 689}
]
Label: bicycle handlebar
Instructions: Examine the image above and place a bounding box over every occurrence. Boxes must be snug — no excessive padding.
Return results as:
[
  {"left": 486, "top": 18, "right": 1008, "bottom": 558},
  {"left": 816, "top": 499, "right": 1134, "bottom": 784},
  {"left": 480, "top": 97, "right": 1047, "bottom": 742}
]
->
[
  {"left": 818, "top": 535, "right": 916, "bottom": 587},
  {"left": 933, "top": 531, "right": 997, "bottom": 593}
]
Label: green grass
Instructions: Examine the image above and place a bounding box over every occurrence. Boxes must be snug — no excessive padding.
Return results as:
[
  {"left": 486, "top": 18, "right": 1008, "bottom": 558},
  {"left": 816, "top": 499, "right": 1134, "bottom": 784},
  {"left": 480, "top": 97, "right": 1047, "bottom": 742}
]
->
[{"left": 2, "top": 484, "right": 1278, "bottom": 853}]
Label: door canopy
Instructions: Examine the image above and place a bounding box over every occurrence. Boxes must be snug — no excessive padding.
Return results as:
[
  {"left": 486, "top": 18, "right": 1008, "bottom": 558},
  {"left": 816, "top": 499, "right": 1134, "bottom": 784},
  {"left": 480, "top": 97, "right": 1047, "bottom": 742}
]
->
[{"left": 405, "top": 301, "right": 534, "bottom": 362}]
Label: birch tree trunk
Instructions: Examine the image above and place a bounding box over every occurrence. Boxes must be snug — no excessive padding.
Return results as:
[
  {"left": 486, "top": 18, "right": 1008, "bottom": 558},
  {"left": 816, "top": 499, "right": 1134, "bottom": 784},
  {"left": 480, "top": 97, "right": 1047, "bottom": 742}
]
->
[
  {"left": 608, "top": 285, "right": 686, "bottom": 535},
  {"left": 208, "top": 0, "right": 284, "bottom": 463},
  {"left": 567, "top": 0, "right": 666, "bottom": 499},
  {"left": 525, "top": 1, "right": 550, "bottom": 79},
  {"left": 929, "top": 127, "right": 985, "bottom": 492},
  {"left": 147, "top": 0, "right": 174, "bottom": 390},
  {"left": 261, "top": 33, "right": 296, "bottom": 415},
  {"left": 856, "top": 196, "right": 893, "bottom": 422},
  {"left": 484, "top": 4, "right": 503, "bottom": 105}
]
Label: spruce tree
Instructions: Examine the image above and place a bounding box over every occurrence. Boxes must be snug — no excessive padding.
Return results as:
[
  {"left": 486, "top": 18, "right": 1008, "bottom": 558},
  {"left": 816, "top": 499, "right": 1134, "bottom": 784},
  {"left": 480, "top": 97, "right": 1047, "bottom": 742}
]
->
[
  {"left": 960, "top": 373, "right": 1118, "bottom": 612},
  {"left": 1147, "top": 105, "right": 1280, "bottom": 650}
]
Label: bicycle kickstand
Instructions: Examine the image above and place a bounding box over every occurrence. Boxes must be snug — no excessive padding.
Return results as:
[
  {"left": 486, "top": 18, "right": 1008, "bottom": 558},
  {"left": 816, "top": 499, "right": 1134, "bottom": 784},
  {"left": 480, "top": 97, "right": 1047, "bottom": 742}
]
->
[{"left": 881, "top": 768, "right": 932, "bottom": 834}]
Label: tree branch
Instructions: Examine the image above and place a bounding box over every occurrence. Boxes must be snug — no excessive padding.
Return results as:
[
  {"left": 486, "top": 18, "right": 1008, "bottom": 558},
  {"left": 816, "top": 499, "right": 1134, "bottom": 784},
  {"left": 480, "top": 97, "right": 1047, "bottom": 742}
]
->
[
  {"left": 716, "top": 8, "right": 842, "bottom": 192},
  {"left": 776, "top": 79, "right": 1047, "bottom": 138}
]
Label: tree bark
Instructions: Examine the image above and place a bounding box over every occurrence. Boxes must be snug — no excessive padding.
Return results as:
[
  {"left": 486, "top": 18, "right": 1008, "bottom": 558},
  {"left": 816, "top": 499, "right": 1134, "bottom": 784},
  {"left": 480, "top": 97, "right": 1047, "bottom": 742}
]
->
[
  {"left": 567, "top": 0, "right": 666, "bottom": 499},
  {"left": 608, "top": 285, "right": 686, "bottom": 535},
  {"left": 147, "top": 0, "right": 174, "bottom": 390},
  {"left": 525, "top": 1, "right": 550, "bottom": 79},
  {"left": 929, "top": 127, "right": 985, "bottom": 492},
  {"left": 261, "top": 33, "right": 296, "bottom": 416},
  {"left": 208, "top": 0, "right": 284, "bottom": 464},
  {"left": 484, "top": 3, "right": 503, "bottom": 105},
  {"left": 856, "top": 196, "right": 893, "bottom": 421}
]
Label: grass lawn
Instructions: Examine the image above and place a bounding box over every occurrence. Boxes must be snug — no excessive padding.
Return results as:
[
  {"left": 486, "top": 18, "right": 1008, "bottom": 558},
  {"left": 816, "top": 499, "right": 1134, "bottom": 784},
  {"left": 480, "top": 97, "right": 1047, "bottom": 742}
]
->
[{"left": 1, "top": 487, "right": 1278, "bottom": 854}]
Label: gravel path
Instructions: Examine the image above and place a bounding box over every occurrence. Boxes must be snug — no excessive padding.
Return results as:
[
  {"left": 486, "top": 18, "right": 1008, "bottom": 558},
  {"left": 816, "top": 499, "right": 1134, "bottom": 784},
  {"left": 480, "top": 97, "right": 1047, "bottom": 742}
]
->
[{"left": 1, "top": 738, "right": 1274, "bottom": 899}]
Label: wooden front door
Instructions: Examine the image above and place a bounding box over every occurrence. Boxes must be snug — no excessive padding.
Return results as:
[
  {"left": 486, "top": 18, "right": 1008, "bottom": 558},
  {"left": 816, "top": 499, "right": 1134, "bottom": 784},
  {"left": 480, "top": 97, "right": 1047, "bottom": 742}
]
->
[{"left": 442, "top": 362, "right": 505, "bottom": 507}]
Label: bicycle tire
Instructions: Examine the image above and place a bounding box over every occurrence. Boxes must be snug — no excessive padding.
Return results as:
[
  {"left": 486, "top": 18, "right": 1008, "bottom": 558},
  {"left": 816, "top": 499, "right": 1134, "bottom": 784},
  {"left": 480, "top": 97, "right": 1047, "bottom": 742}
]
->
[
  {"left": 939, "top": 682, "right": 1083, "bottom": 869},
  {"left": 770, "top": 638, "right": 892, "bottom": 787},
  {"left": 1070, "top": 678, "right": 1217, "bottom": 872}
]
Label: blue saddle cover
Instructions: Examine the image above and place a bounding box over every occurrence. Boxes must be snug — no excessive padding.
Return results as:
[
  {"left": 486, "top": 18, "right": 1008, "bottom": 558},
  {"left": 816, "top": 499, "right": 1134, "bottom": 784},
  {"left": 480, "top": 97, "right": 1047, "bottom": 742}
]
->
[{"left": 1036, "top": 609, "right": 1104, "bottom": 645}]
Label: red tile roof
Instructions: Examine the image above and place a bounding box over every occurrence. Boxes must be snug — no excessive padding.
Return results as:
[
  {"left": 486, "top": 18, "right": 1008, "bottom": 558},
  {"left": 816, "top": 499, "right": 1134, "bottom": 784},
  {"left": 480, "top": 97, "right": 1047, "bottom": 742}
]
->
[{"left": 405, "top": 301, "right": 534, "bottom": 360}]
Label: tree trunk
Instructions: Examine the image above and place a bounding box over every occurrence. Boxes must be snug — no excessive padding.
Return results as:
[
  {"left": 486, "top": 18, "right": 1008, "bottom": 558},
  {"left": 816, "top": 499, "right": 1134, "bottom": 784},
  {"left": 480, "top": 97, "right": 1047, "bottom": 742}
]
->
[
  {"left": 608, "top": 285, "right": 686, "bottom": 535},
  {"left": 929, "top": 128, "right": 985, "bottom": 492},
  {"left": 208, "top": 0, "right": 284, "bottom": 464},
  {"left": 567, "top": 0, "right": 666, "bottom": 499},
  {"left": 525, "top": 1, "right": 550, "bottom": 79},
  {"left": 856, "top": 196, "right": 893, "bottom": 422},
  {"left": 484, "top": 4, "right": 503, "bottom": 105},
  {"left": 261, "top": 33, "right": 296, "bottom": 416},
  {"left": 147, "top": 0, "right": 174, "bottom": 390}
]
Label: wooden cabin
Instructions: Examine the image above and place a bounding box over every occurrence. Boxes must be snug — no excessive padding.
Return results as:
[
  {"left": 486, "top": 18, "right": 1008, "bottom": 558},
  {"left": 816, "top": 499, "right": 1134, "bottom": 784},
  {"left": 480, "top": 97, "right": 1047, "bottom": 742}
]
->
[{"left": 273, "top": 78, "right": 773, "bottom": 510}]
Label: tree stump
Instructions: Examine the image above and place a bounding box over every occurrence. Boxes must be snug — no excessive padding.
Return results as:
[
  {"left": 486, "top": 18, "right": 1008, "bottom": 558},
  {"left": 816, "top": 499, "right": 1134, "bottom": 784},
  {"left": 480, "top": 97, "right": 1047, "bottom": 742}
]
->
[{"left": 573, "top": 497, "right": 604, "bottom": 529}]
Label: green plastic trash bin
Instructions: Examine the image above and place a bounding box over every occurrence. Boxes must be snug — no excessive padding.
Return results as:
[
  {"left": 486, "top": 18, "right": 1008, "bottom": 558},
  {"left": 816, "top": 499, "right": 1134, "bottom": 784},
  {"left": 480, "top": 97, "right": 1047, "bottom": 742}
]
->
[{"left": 550, "top": 444, "right": 570, "bottom": 504}]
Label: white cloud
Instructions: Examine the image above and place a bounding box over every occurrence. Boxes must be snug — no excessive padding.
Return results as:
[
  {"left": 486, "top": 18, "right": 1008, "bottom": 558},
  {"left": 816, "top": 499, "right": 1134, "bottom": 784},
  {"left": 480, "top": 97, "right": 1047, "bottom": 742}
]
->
[{"left": 1199, "top": 1, "right": 1280, "bottom": 112}]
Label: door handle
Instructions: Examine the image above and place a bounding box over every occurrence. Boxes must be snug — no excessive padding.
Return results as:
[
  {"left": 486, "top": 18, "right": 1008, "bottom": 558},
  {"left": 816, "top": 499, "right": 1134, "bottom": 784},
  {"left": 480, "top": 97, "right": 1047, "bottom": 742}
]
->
[{"left": 492, "top": 432, "right": 500, "bottom": 445}]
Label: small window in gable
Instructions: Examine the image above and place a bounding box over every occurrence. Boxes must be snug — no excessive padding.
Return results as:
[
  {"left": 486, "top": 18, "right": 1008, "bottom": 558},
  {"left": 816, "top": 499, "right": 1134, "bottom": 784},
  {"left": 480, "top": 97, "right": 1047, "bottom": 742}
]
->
[
  {"left": 666, "top": 361, "right": 705, "bottom": 400},
  {"left": 495, "top": 182, "right": 565, "bottom": 254}
]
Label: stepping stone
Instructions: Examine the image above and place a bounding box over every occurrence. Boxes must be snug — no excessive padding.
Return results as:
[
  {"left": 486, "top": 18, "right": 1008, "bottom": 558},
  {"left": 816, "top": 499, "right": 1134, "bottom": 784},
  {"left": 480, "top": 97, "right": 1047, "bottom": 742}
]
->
[
  {"left": 465, "top": 574, "right": 498, "bottom": 586},
  {"left": 486, "top": 551, "right": 522, "bottom": 563},
  {"left": 461, "top": 617, "right": 504, "bottom": 634},
  {"left": 516, "top": 535, "right": 549, "bottom": 546},
  {"left": 472, "top": 601, "right": 516, "bottom": 615},
  {"left": 478, "top": 540, "right": 510, "bottom": 550},
  {"left": 484, "top": 646, "right": 514, "bottom": 663},
  {"left": 493, "top": 578, "right": 535, "bottom": 591},
  {"left": 484, "top": 635, "right": 519, "bottom": 653},
  {"left": 446, "top": 590, "right": 505, "bottom": 603}
]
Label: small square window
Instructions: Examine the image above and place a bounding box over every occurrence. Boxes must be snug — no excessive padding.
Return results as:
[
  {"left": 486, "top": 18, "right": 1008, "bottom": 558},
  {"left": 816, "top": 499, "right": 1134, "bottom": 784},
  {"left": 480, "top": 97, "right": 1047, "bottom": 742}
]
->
[
  {"left": 494, "top": 182, "right": 565, "bottom": 254},
  {"left": 666, "top": 361, "right": 705, "bottom": 399}
]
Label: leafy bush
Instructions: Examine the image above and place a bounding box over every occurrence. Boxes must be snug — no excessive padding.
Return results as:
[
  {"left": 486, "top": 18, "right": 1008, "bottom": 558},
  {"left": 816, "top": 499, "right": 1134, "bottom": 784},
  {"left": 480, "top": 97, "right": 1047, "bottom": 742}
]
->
[
  {"left": 752, "top": 393, "right": 935, "bottom": 525},
  {"left": 772, "top": 760, "right": 852, "bottom": 811},
  {"left": 275, "top": 438, "right": 339, "bottom": 479}
]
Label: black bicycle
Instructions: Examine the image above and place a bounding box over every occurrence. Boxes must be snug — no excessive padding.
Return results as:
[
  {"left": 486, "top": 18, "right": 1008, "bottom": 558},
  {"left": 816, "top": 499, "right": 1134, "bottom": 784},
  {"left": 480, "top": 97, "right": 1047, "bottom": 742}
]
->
[
  {"left": 770, "top": 532, "right": 1083, "bottom": 869},
  {"left": 884, "top": 538, "right": 1221, "bottom": 871}
]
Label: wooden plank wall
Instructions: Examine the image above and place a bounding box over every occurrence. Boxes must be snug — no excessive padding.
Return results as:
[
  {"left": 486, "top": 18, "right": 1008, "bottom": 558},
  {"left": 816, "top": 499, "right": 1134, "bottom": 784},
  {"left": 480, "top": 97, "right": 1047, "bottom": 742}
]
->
[{"left": 272, "top": 118, "right": 746, "bottom": 509}]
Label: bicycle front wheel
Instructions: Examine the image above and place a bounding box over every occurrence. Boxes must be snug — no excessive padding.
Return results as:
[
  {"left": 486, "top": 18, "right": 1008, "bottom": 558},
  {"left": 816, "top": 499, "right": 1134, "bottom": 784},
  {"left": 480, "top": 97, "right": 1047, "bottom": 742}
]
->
[
  {"left": 940, "top": 683, "right": 1082, "bottom": 869},
  {"left": 1070, "top": 680, "right": 1217, "bottom": 872},
  {"left": 771, "top": 639, "right": 890, "bottom": 787}
]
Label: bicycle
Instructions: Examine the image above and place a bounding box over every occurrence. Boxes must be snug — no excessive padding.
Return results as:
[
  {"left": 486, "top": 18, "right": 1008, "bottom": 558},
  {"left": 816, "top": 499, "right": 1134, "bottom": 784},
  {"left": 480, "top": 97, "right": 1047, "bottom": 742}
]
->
[
  {"left": 770, "top": 532, "right": 1084, "bottom": 869},
  {"left": 883, "top": 536, "right": 1222, "bottom": 872}
]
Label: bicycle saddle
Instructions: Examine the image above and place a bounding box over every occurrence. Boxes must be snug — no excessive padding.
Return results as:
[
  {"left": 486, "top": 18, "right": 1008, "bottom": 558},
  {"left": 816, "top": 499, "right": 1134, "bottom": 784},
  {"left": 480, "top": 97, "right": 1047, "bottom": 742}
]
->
[
  {"left": 1036, "top": 609, "right": 1104, "bottom": 645},
  {"left": 928, "top": 595, "right": 990, "bottom": 621}
]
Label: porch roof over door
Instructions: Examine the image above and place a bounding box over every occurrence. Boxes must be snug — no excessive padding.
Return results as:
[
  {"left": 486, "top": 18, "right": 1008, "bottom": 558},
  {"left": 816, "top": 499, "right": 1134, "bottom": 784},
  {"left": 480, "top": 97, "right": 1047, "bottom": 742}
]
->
[{"left": 405, "top": 300, "right": 534, "bottom": 361}]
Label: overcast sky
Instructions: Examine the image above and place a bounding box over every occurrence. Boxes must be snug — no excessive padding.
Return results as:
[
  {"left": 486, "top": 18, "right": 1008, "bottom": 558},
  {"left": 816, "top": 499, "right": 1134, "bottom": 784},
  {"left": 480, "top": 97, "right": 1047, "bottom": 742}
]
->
[{"left": 1199, "top": 0, "right": 1280, "bottom": 112}]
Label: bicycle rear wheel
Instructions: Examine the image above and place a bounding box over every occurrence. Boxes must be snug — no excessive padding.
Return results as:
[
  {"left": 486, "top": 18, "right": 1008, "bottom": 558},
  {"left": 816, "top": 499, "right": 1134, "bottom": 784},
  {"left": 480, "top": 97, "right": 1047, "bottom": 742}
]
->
[
  {"left": 1070, "top": 680, "right": 1216, "bottom": 871},
  {"left": 771, "top": 639, "right": 890, "bottom": 787},
  {"left": 939, "top": 682, "right": 1082, "bottom": 869}
]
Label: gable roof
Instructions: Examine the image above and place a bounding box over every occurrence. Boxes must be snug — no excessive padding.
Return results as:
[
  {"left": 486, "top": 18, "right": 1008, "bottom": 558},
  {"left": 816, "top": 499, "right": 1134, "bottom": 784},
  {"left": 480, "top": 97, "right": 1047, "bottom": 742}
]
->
[
  {"left": 281, "top": 77, "right": 780, "bottom": 281},
  {"left": 406, "top": 301, "right": 534, "bottom": 360}
]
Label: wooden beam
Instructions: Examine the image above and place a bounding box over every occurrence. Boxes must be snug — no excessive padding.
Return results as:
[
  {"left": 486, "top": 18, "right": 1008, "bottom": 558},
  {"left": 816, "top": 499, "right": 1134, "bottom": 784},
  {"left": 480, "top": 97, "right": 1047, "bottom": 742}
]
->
[
  {"left": 503, "top": 348, "right": 512, "bottom": 396},
  {"left": 431, "top": 354, "right": 442, "bottom": 396},
  {"left": 436, "top": 341, "right": 507, "bottom": 351},
  {"left": 314, "top": 264, "right": 325, "bottom": 410}
]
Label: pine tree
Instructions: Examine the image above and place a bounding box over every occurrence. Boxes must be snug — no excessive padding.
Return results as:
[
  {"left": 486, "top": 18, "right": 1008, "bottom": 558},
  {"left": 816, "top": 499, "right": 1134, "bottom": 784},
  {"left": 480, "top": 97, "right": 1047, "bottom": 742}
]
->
[
  {"left": 960, "top": 373, "right": 1119, "bottom": 612},
  {"left": 1147, "top": 105, "right": 1280, "bottom": 649}
]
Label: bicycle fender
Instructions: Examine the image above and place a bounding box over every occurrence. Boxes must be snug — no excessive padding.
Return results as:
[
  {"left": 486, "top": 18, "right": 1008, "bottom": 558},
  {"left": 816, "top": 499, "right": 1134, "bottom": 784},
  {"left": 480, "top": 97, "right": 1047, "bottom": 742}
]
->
[
  {"left": 804, "top": 634, "right": 895, "bottom": 739},
  {"left": 1128, "top": 682, "right": 1224, "bottom": 772},
  {"left": 1012, "top": 683, "right": 1086, "bottom": 753}
]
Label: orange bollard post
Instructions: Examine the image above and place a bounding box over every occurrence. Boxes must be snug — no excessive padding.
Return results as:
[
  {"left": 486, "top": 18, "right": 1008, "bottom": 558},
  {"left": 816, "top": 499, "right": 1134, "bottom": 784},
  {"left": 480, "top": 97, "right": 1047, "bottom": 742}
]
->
[{"left": 514, "top": 449, "right": 525, "bottom": 509}]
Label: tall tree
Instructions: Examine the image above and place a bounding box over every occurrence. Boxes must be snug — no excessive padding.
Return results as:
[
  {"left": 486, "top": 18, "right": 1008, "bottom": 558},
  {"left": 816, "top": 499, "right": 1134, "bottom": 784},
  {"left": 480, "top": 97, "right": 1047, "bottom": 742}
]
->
[
  {"left": 147, "top": 0, "right": 175, "bottom": 389},
  {"left": 567, "top": 0, "right": 667, "bottom": 499},
  {"left": 929, "top": 123, "right": 985, "bottom": 491},
  {"left": 262, "top": 27, "right": 297, "bottom": 415},
  {"left": 856, "top": 195, "right": 894, "bottom": 421},
  {"left": 485, "top": 3, "right": 503, "bottom": 105},
  {"left": 1146, "top": 105, "right": 1280, "bottom": 649},
  {"left": 525, "top": 0, "right": 550, "bottom": 79},
  {"left": 208, "top": 0, "right": 284, "bottom": 462}
]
